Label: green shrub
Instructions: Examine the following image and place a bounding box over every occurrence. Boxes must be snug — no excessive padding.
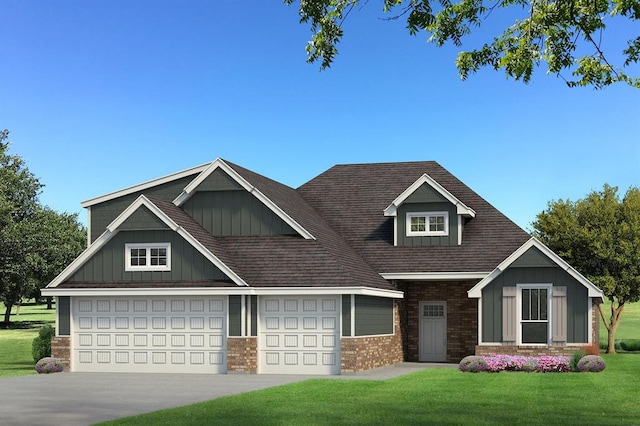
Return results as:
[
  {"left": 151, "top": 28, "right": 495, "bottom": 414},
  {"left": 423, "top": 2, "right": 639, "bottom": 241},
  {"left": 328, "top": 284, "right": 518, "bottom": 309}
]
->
[
  {"left": 619, "top": 339, "right": 640, "bottom": 352},
  {"left": 31, "top": 324, "right": 55, "bottom": 362},
  {"left": 570, "top": 350, "right": 586, "bottom": 372}
]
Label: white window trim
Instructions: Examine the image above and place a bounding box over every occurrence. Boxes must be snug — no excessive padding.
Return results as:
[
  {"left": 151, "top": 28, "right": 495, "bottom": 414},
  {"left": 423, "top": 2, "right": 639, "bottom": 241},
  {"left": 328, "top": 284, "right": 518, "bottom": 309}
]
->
[
  {"left": 125, "top": 243, "right": 171, "bottom": 272},
  {"left": 516, "top": 283, "right": 552, "bottom": 346},
  {"left": 406, "top": 211, "right": 449, "bottom": 237}
]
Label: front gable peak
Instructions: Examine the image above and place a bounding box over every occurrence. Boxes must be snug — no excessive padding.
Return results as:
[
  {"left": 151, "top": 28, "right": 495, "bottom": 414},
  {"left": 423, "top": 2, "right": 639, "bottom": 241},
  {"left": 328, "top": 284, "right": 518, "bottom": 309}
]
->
[{"left": 384, "top": 173, "right": 476, "bottom": 218}]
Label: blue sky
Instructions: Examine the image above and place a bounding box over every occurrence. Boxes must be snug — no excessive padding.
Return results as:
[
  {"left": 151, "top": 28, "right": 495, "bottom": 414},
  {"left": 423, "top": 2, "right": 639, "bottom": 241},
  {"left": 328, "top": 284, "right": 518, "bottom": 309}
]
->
[{"left": 1, "top": 1, "right": 638, "bottom": 231}]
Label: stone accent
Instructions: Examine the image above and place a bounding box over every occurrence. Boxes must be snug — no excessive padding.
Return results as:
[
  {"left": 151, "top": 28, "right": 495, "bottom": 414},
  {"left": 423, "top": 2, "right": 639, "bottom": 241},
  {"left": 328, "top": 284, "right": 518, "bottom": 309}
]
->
[
  {"left": 227, "top": 337, "right": 257, "bottom": 373},
  {"left": 475, "top": 345, "right": 580, "bottom": 357},
  {"left": 51, "top": 336, "right": 71, "bottom": 369},
  {"left": 341, "top": 302, "right": 403, "bottom": 372},
  {"left": 400, "top": 281, "right": 478, "bottom": 363}
]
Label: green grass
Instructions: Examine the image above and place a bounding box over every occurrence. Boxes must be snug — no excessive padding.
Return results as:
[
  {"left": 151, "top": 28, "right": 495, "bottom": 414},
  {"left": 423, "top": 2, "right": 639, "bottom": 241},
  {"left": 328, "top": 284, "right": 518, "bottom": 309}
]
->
[
  {"left": 0, "top": 302, "right": 55, "bottom": 377},
  {"left": 99, "top": 354, "right": 639, "bottom": 426},
  {"left": 599, "top": 301, "right": 640, "bottom": 347}
]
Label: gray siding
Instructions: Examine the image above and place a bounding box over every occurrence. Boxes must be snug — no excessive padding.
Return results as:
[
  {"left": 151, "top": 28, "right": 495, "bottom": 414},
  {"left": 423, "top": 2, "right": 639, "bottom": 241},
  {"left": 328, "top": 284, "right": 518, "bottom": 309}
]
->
[
  {"left": 404, "top": 184, "right": 449, "bottom": 203},
  {"left": 183, "top": 190, "right": 297, "bottom": 236},
  {"left": 249, "top": 295, "right": 257, "bottom": 337},
  {"left": 66, "top": 230, "right": 229, "bottom": 283},
  {"left": 354, "top": 295, "right": 393, "bottom": 336},
  {"left": 398, "top": 202, "right": 458, "bottom": 246},
  {"left": 229, "top": 295, "right": 241, "bottom": 336},
  {"left": 511, "top": 247, "right": 557, "bottom": 268},
  {"left": 197, "top": 168, "right": 244, "bottom": 191},
  {"left": 89, "top": 175, "right": 197, "bottom": 243},
  {"left": 342, "top": 295, "right": 351, "bottom": 337},
  {"left": 58, "top": 296, "right": 71, "bottom": 336},
  {"left": 118, "top": 206, "right": 170, "bottom": 231},
  {"left": 481, "top": 266, "right": 589, "bottom": 343}
]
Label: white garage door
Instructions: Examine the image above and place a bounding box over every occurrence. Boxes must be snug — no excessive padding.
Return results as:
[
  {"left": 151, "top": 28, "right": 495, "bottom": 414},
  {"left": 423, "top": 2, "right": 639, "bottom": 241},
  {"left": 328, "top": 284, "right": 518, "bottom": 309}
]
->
[
  {"left": 259, "top": 296, "right": 341, "bottom": 375},
  {"left": 72, "top": 296, "right": 227, "bottom": 374}
]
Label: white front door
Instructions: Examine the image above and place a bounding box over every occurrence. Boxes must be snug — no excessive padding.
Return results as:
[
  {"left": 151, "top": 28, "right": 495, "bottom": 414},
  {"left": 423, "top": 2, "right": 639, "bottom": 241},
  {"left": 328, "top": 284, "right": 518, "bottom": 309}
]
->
[
  {"left": 259, "top": 296, "right": 341, "bottom": 375},
  {"left": 419, "top": 301, "right": 447, "bottom": 362}
]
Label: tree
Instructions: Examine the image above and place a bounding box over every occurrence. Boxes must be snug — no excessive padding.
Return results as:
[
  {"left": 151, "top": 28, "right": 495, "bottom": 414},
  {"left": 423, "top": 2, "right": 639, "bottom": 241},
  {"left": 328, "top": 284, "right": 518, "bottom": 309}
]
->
[
  {"left": 532, "top": 184, "right": 640, "bottom": 353},
  {"left": 0, "top": 131, "right": 86, "bottom": 326},
  {"left": 284, "top": 0, "right": 640, "bottom": 89}
]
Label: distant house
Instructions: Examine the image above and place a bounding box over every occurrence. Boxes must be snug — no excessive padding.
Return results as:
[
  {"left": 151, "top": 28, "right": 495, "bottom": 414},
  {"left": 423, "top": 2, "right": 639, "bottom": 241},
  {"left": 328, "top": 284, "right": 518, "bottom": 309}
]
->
[{"left": 43, "top": 159, "right": 604, "bottom": 374}]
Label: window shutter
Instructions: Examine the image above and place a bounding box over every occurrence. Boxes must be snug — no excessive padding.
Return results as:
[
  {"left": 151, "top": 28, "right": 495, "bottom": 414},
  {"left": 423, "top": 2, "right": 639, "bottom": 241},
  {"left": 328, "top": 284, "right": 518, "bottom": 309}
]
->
[
  {"left": 502, "top": 287, "right": 517, "bottom": 344},
  {"left": 552, "top": 286, "right": 567, "bottom": 343}
]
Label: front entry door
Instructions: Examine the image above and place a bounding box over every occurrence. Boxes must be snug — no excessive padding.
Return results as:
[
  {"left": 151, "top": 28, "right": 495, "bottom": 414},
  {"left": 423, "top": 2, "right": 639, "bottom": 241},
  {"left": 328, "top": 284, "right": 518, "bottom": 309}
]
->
[{"left": 419, "top": 302, "right": 447, "bottom": 362}]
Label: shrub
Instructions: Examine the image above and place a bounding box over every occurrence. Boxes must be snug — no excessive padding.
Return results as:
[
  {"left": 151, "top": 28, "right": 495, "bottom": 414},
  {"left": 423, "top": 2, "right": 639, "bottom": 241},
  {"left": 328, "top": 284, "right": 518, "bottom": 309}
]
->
[
  {"left": 32, "top": 324, "right": 55, "bottom": 362},
  {"left": 35, "top": 357, "right": 64, "bottom": 374},
  {"left": 577, "top": 355, "right": 606, "bottom": 372},
  {"left": 570, "top": 350, "right": 586, "bottom": 372},
  {"left": 619, "top": 339, "right": 640, "bottom": 352},
  {"left": 459, "top": 356, "right": 488, "bottom": 372}
]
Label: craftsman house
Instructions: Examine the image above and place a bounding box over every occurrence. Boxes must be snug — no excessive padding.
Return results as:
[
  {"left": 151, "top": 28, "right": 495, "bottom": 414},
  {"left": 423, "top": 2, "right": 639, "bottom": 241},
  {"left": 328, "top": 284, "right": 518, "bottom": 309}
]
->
[{"left": 42, "top": 159, "right": 604, "bottom": 374}]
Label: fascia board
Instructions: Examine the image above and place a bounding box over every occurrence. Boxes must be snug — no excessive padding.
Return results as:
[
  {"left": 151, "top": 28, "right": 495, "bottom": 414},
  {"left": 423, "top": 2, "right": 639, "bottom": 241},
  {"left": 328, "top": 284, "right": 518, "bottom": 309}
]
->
[
  {"left": 174, "top": 158, "right": 316, "bottom": 240},
  {"left": 41, "top": 286, "right": 405, "bottom": 298},
  {"left": 467, "top": 238, "right": 605, "bottom": 300},
  {"left": 383, "top": 173, "right": 476, "bottom": 218},
  {"left": 381, "top": 272, "right": 490, "bottom": 281},
  {"left": 80, "top": 163, "right": 209, "bottom": 208}
]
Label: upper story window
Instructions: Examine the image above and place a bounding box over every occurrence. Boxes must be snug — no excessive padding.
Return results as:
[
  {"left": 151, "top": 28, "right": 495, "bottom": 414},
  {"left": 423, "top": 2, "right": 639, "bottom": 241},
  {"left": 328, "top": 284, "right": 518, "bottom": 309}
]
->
[
  {"left": 406, "top": 212, "right": 449, "bottom": 236},
  {"left": 125, "top": 243, "right": 171, "bottom": 272}
]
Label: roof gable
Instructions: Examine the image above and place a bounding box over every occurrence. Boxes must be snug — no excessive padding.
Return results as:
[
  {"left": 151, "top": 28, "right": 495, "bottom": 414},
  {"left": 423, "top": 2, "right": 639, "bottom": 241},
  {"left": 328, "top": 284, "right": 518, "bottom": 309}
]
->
[
  {"left": 384, "top": 173, "right": 476, "bottom": 218},
  {"left": 47, "top": 195, "right": 248, "bottom": 288},
  {"left": 467, "top": 237, "right": 604, "bottom": 299},
  {"left": 173, "top": 158, "right": 315, "bottom": 240}
]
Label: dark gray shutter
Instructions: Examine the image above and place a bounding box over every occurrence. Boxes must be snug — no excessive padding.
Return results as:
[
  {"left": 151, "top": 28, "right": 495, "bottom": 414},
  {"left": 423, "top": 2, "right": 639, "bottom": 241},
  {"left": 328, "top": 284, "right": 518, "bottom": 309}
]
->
[
  {"left": 552, "top": 286, "right": 567, "bottom": 343},
  {"left": 502, "top": 287, "right": 517, "bottom": 344}
]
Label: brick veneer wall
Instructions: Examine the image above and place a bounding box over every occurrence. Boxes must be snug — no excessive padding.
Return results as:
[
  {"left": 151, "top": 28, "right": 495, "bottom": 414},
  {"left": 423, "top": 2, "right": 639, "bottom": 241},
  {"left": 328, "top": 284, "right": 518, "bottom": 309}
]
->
[
  {"left": 51, "top": 336, "right": 71, "bottom": 369},
  {"left": 227, "top": 337, "right": 257, "bottom": 373},
  {"left": 341, "top": 302, "right": 403, "bottom": 372},
  {"left": 400, "top": 281, "right": 479, "bottom": 363}
]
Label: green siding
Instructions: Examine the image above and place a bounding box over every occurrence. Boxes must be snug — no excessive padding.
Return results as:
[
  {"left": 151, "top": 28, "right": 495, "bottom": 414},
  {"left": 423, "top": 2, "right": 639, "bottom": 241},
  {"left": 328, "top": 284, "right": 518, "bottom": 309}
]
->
[
  {"left": 354, "top": 296, "right": 393, "bottom": 336},
  {"left": 229, "top": 295, "right": 242, "bottom": 336},
  {"left": 511, "top": 247, "right": 557, "bottom": 268},
  {"left": 249, "top": 295, "right": 257, "bottom": 337},
  {"left": 183, "top": 190, "right": 297, "bottom": 236},
  {"left": 398, "top": 202, "right": 458, "bottom": 246},
  {"left": 342, "top": 295, "right": 351, "bottom": 337},
  {"left": 481, "top": 266, "right": 589, "bottom": 343},
  {"left": 89, "top": 175, "right": 197, "bottom": 243},
  {"left": 118, "top": 206, "right": 170, "bottom": 231},
  {"left": 196, "top": 168, "right": 244, "bottom": 191},
  {"left": 404, "top": 184, "right": 449, "bottom": 203},
  {"left": 66, "top": 230, "right": 229, "bottom": 283},
  {"left": 58, "top": 296, "right": 71, "bottom": 336}
]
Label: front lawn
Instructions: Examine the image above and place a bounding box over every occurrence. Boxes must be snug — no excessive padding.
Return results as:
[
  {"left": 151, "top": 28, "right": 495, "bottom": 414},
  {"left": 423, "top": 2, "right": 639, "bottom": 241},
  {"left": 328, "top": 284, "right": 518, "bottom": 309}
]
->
[
  {"left": 101, "top": 354, "right": 639, "bottom": 426},
  {"left": 0, "top": 302, "right": 55, "bottom": 377}
]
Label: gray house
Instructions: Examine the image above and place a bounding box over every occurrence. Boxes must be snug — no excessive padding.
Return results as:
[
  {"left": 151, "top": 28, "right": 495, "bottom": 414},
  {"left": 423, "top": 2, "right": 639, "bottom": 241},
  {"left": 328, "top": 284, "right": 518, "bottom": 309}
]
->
[{"left": 42, "top": 159, "right": 604, "bottom": 374}]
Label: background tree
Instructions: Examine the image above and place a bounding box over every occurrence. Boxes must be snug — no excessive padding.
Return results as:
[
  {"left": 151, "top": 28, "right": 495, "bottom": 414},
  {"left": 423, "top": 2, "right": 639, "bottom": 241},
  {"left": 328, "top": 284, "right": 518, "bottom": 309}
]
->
[
  {"left": 284, "top": 0, "right": 640, "bottom": 88},
  {"left": 0, "top": 131, "right": 86, "bottom": 326},
  {"left": 533, "top": 184, "right": 640, "bottom": 353}
]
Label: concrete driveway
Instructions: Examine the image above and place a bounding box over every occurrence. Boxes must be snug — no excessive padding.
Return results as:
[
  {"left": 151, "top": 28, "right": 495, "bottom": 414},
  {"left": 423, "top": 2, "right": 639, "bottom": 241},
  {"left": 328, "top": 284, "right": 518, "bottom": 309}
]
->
[{"left": 0, "top": 363, "right": 445, "bottom": 425}]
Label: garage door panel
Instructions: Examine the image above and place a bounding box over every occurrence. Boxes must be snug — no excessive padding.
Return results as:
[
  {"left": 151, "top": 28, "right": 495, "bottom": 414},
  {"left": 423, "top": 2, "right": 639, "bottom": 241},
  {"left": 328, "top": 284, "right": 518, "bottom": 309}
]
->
[
  {"left": 259, "top": 296, "right": 340, "bottom": 375},
  {"left": 72, "top": 297, "right": 227, "bottom": 374}
]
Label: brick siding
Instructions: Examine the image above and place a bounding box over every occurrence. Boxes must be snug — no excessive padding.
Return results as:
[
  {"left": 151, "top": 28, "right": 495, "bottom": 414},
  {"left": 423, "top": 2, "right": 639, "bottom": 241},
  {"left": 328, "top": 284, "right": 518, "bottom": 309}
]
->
[
  {"left": 227, "top": 337, "right": 257, "bottom": 373},
  {"left": 341, "top": 302, "right": 403, "bottom": 372},
  {"left": 51, "top": 336, "right": 71, "bottom": 369}
]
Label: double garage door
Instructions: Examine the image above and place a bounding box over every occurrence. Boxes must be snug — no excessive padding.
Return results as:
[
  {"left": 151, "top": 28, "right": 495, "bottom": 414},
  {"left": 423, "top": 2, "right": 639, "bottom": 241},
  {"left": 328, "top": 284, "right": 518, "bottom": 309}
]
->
[
  {"left": 72, "top": 297, "right": 227, "bottom": 373},
  {"left": 71, "top": 295, "right": 342, "bottom": 375}
]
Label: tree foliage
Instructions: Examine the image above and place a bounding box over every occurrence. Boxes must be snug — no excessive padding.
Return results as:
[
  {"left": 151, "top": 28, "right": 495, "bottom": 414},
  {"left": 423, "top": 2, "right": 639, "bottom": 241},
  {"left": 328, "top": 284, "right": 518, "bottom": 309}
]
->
[
  {"left": 284, "top": 0, "right": 640, "bottom": 88},
  {"left": 532, "top": 184, "right": 640, "bottom": 353},
  {"left": 0, "top": 130, "right": 86, "bottom": 326}
]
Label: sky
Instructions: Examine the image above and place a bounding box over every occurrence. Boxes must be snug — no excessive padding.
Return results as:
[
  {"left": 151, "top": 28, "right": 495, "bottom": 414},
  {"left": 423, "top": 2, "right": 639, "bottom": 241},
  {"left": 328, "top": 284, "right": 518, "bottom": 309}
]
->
[{"left": 1, "top": 1, "right": 638, "bottom": 232}]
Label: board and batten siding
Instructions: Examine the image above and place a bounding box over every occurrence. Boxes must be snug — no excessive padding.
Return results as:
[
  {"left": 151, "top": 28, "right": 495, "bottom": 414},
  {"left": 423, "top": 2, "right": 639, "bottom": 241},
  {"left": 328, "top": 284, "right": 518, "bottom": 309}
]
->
[
  {"left": 58, "top": 296, "right": 71, "bottom": 336},
  {"left": 397, "top": 202, "right": 459, "bottom": 247},
  {"left": 89, "top": 175, "right": 198, "bottom": 243},
  {"left": 481, "top": 260, "right": 589, "bottom": 343},
  {"left": 66, "top": 230, "right": 229, "bottom": 283},
  {"left": 354, "top": 296, "right": 394, "bottom": 336},
  {"left": 183, "top": 190, "right": 297, "bottom": 236}
]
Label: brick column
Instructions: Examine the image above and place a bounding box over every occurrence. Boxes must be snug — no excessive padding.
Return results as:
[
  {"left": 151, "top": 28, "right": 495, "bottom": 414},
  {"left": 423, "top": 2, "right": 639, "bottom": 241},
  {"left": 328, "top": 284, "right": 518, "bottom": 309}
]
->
[
  {"left": 227, "top": 337, "right": 257, "bottom": 373},
  {"left": 51, "top": 337, "right": 71, "bottom": 370}
]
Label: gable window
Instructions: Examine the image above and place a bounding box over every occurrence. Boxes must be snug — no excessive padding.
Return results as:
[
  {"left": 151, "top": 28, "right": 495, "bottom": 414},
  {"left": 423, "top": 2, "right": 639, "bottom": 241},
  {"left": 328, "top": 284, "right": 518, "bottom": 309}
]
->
[
  {"left": 125, "top": 243, "right": 171, "bottom": 271},
  {"left": 519, "top": 284, "right": 551, "bottom": 344},
  {"left": 406, "top": 212, "right": 449, "bottom": 236}
]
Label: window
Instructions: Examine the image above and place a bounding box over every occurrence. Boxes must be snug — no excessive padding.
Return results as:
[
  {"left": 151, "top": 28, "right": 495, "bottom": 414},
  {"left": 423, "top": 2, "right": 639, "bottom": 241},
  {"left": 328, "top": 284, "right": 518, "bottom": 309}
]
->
[
  {"left": 519, "top": 285, "right": 551, "bottom": 344},
  {"left": 125, "top": 243, "right": 171, "bottom": 271},
  {"left": 406, "top": 212, "right": 449, "bottom": 236}
]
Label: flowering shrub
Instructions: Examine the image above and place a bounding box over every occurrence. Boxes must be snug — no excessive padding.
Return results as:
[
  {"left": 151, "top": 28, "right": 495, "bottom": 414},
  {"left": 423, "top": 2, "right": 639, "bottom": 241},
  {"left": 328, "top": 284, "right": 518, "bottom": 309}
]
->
[
  {"left": 35, "top": 357, "right": 64, "bottom": 374},
  {"left": 459, "top": 354, "right": 570, "bottom": 373},
  {"left": 577, "top": 355, "right": 606, "bottom": 372}
]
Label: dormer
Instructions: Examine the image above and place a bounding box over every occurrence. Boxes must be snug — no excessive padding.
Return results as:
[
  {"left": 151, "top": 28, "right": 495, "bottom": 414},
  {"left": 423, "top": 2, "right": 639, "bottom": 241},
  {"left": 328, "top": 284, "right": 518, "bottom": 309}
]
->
[{"left": 384, "top": 173, "right": 475, "bottom": 246}]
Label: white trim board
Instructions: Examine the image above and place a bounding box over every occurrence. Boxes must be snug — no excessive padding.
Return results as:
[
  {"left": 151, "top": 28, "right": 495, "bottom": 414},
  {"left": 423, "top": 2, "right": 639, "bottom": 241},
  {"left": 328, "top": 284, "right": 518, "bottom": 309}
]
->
[{"left": 381, "top": 272, "right": 489, "bottom": 281}]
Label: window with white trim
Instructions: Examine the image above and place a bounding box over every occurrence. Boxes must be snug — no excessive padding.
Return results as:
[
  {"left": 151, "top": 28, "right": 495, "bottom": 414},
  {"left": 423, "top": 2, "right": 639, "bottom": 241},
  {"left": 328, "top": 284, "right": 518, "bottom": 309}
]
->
[
  {"left": 406, "top": 212, "right": 449, "bottom": 236},
  {"left": 519, "top": 285, "right": 551, "bottom": 344},
  {"left": 125, "top": 243, "right": 171, "bottom": 271}
]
